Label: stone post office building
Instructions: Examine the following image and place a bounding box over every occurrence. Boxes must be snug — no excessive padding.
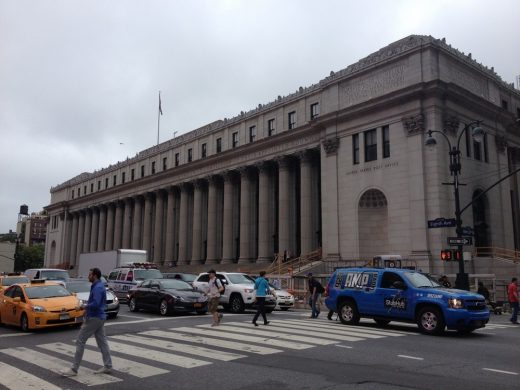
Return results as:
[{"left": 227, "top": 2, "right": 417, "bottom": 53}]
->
[{"left": 45, "top": 35, "right": 520, "bottom": 277}]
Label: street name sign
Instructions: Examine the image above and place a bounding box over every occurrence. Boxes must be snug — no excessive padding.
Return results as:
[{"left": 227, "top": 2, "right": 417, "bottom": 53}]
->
[
  {"left": 447, "top": 237, "right": 473, "bottom": 246},
  {"left": 428, "top": 218, "right": 457, "bottom": 228}
]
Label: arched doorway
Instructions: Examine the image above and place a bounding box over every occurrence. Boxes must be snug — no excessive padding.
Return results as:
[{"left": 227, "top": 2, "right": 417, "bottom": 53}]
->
[
  {"left": 358, "top": 189, "right": 388, "bottom": 259},
  {"left": 472, "top": 190, "right": 490, "bottom": 247}
]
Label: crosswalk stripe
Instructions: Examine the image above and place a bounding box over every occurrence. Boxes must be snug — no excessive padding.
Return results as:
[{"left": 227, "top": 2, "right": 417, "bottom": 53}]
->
[
  {"left": 309, "top": 318, "right": 416, "bottom": 334},
  {"left": 0, "top": 361, "right": 62, "bottom": 390},
  {"left": 141, "top": 330, "right": 282, "bottom": 355},
  {"left": 0, "top": 347, "right": 121, "bottom": 386},
  {"left": 268, "top": 320, "right": 386, "bottom": 339},
  {"left": 87, "top": 339, "right": 210, "bottom": 369},
  {"left": 287, "top": 319, "right": 413, "bottom": 336},
  {"left": 197, "top": 324, "right": 337, "bottom": 345},
  {"left": 226, "top": 321, "right": 365, "bottom": 341},
  {"left": 39, "top": 342, "right": 169, "bottom": 378},
  {"left": 111, "top": 334, "right": 245, "bottom": 361},
  {"left": 265, "top": 321, "right": 367, "bottom": 341},
  {"left": 175, "top": 326, "right": 313, "bottom": 350}
]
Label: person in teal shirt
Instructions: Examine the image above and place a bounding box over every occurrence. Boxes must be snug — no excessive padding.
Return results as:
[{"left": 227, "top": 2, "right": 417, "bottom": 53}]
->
[{"left": 252, "top": 271, "right": 270, "bottom": 326}]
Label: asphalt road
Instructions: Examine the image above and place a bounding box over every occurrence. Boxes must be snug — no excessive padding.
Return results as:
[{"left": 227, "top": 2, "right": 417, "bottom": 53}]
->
[{"left": 0, "top": 308, "right": 518, "bottom": 390}]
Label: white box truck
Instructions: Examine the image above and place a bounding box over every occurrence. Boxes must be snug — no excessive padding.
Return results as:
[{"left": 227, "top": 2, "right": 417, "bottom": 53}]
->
[{"left": 77, "top": 249, "right": 148, "bottom": 277}]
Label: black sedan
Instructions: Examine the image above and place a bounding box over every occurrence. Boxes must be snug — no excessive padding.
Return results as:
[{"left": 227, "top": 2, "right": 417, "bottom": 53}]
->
[{"left": 127, "top": 278, "right": 208, "bottom": 316}]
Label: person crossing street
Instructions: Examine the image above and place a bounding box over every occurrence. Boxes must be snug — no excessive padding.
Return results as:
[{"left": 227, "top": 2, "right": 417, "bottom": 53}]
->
[{"left": 252, "top": 271, "right": 270, "bottom": 326}]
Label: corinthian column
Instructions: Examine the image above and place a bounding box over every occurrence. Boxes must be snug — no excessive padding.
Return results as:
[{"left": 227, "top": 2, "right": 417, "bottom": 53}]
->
[
  {"left": 132, "top": 196, "right": 143, "bottom": 249},
  {"left": 83, "top": 209, "right": 92, "bottom": 253},
  {"left": 142, "top": 193, "right": 153, "bottom": 256},
  {"left": 277, "top": 156, "right": 291, "bottom": 258},
  {"left": 122, "top": 198, "right": 133, "bottom": 249},
  {"left": 238, "top": 167, "right": 252, "bottom": 264},
  {"left": 76, "top": 211, "right": 85, "bottom": 259},
  {"left": 191, "top": 180, "right": 204, "bottom": 264},
  {"left": 70, "top": 213, "right": 79, "bottom": 266},
  {"left": 221, "top": 172, "right": 235, "bottom": 264},
  {"left": 206, "top": 176, "right": 219, "bottom": 264},
  {"left": 257, "top": 162, "right": 272, "bottom": 263},
  {"left": 164, "top": 188, "right": 176, "bottom": 263},
  {"left": 299, "top": 150, "right": 313, "bottom": 256},
  {"left": 113, "top": 201, "right": 123, "bottom": 250},
  {"left": 97, "top": 206, "right": 107, "bottom": 251},
  {"left": 177, "top": 183, "right": 190, "bottom": 265},
  {"left": 105, "top": 203, "right": 115, "bottom": 250},
  {"left": 90, "top": 207, "right": 99, "bottom": 252},
  {"left": 153, "top": 190, "right": 165, "bottom": 263}
]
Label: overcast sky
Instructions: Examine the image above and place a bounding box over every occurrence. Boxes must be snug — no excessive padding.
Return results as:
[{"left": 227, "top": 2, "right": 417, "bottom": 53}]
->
[{"left": 1, "top": 0, "right": 519, "bottom": 233}]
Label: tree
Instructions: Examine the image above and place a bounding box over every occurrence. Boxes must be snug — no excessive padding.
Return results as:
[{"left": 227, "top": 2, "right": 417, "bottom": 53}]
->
[{"left": 14, "top": 244, "right": 44, "bottom": 272}]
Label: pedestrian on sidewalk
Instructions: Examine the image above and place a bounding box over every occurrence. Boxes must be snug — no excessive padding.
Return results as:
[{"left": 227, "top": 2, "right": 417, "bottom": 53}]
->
[
  {"left": 507, "top": 277, "right": 519, "bottom": 324},
  {"left": 252, "top": 271, "right": 270, "bottom": 326},
  {"left": 61, "top": 267, "right": 112, "bottom": 377},
  {"left": 206, "top": 269, "right": 224, "bottom": 327},
  {"left": 308, "top": 273, "right": 324, "bottom": 318}
]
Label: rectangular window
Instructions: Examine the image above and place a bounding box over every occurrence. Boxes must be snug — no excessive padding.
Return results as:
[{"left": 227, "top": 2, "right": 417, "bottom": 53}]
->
[
  {"left": 382, "top": 125, "right": 390, "bottom": 158},
  {"left": 141, "top": 165, "right": 145, "bottom": 178},
  {"left": 268, "top": 119, "right": 275, "bottom": 136},
  {"left": 201, "top": 143, "right": 207, "bottom": 158},
  {"left": 83, "top": 185, "right": 87, "bottom": 195},
  {"left": 473, "top": 139, "right": 482, "bottom": 161},
  {"left": 216, "top": 137, "right": 222, "bottom": 153},
  {"left": 131, "top": 169, "right": 135, "bottom": 181},
  {"left": 122, "top": 172, "right": 126, "bottom": 184},
  {"left": 97, "top": 180, "right": 101, "bottom": 190},
  {"left": 483, "top": 133, "right": 489, "bottom": 163},
  {"left": 249, "top": 126, "right": 256, "bottom": 143},
  {"left": 353, "top": 134, "right": 359, "bottom": 165},
  {"left": 232, "top": 132, "right": 238, "bottom": 148},
  {"left": 151, "top": 161, "right": 156, "bottom": 174},
  {"left": 113, "top": 175, "right": 117, "bottom": 186},
  {"left": 310, "top": 103, "right": 319, "bottom": 119},
  {"left": 364, "top": 129, "right": 377, "bottom": 162},
  {"left": 163, "top": 157, "right": 167, "bottom": 170},
  {"left": 188, "top": 148, "right": 193, "bottom": 162},
  {"left": 288, "top": 111, "right": 296, "bottom": 129},
  {"left": 90, "top": 183, "right": 94, "bottom": 193},
  {"left": 105, "top": 178, "right": 108, "bottom": 188},
  {"left": 502, "top": 100, "right": 508, "bottom": 110},
  {"left": 72, "top": 189, "right": 75, "bottom": 199},
  {"left": 175, "top": 153, "right": 179, "bottom": 167}
]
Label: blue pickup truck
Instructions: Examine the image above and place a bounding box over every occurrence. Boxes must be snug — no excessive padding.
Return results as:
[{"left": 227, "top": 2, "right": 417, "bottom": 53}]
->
[{"left": 325, "top": 267, "right": 490, "bottom": 335}]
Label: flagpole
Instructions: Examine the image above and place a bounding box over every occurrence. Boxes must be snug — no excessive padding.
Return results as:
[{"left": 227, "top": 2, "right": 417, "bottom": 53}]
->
[{"left": 157, "top": 91, "right": 161, "bottom": 145}]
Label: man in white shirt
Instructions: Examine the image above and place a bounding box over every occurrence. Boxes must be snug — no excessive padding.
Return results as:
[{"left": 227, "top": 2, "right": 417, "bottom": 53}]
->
[{"left": 206, "top": 269, "right": 224, "bottom": 326}]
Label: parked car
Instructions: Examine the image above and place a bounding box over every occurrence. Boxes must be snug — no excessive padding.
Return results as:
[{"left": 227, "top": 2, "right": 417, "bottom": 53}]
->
[
  {"left": 24, "top": 268, "right": 70, "bottom": 285},
  {"left": 0, "top": 273, "right": 30, "bottom": 294},
  {"left": 107, "top": 263, "right": 163, "bottom": 300},
  {"left": 0, "top": 280, "right": 84, "bottom": 331},
  {"left": 65, "top": 279, "right": 120, "bottom": 319},
  {"left": 270, "top": 283, "right": 295, "bottom": 311},
  {"left": 193, "top": 272, "right": 276, "bottom": 313},
  {"left": 127, "top": 278, "right": 208, "bottom": 316},
  {"left": 163, "top": 273, "right": 198, "bottom": 286}
]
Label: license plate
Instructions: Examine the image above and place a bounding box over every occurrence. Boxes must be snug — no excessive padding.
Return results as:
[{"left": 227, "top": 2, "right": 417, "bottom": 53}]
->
[
  {"left": 60, "top": 313, "right": 70, "bottom": 320},
  {"left": 194, "top": 303, "right": 202, "bottom": 308},
  {"left": 75, "top": 316, "right": 83, "bottom": 323}
]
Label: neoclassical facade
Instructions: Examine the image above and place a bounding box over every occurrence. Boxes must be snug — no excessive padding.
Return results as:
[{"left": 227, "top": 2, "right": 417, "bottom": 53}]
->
[{"left": 45, "top": 35, "right": 520, "bottom": 276}]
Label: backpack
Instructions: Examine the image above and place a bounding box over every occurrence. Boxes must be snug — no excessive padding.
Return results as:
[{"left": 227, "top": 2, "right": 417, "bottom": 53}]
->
[{"left": 214, "top": 278, "right": 225, "bottom": 294}]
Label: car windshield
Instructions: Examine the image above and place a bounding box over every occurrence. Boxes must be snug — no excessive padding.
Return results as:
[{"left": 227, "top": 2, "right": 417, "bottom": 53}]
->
[
  {"left": 403, "top": 272, "right": 441, "bottom": 288},
  {"left": 41, "top": 270, "right": 70, "bottom": 281},
  {"left": 134, "top": 269, "right": 163, "bottom": 280},
  {"left": 269, "top": 283, "right": 282, "bottom": 291},
  {"left": 159, "top": 279, "right": 193, "bottom": 291},
  {"left": 2, "top": 277, "right": 30, "bottom": 286},
  {"left": 25, "top": 285, "right": 72, "bottom": 299},
  {"left": 66, "top": 282, "right": 91, "bottom": 293},
  {"left": 227, "top": 274, "right": 255, "bottom": 285}
]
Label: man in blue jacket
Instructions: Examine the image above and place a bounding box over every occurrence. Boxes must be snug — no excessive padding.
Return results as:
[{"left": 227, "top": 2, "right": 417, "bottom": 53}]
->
[
  {"left": 61, "top": 267, "right": 113, "bottom": 377},
  {"left": 252, "top": 271, "right": 270, "bottom": 326}
]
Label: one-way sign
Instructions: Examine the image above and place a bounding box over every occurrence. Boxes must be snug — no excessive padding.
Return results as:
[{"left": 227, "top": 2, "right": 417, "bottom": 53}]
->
[{"left": 447, "top": 236, "right": 473, "bottom": 246}]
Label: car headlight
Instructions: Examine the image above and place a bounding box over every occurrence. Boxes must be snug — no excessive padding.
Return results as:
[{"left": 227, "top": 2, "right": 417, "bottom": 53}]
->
[
  {"left": 244, "top": 289, "right": 254, "bottom": 293},
  {"left": 174, "top": 295, "right": 186, "bottom": 302},
  {"left": 31, "top": 305, "right": 46, "bottom": 313},
  {"left": 448, "top": 298, "right": 464, "bottom": 309},
  {"left": 113, "top": 296, "right": 119, "bottom": 303}
]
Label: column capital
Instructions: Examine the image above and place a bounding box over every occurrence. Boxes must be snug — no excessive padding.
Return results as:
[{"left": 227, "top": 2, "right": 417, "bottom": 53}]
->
[
  {"left": 222, "top": 170, "right": 238, "bottom": 182},
  {"left": 206, "top": 174, "right": 221, "bottom": 185},
  {"left": 193, "top": 178, "right": 206, "bottom": 189},
  {"left": 274, "top": 155, "right": 293, "bottom": 169},
  {"left": 178, "top": 182, "right": 192, "bottom": 192},
  {"left": 255, "top": 161, "right": 273, "bottom": 173}
]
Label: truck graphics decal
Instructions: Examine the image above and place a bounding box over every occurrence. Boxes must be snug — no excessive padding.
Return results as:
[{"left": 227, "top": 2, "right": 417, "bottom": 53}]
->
[
  {"left": 384, "top": 296, "right": 407, "bottom": 310},
  {"left": 343, "top": 272, "right": 377, "bottom": 289}
]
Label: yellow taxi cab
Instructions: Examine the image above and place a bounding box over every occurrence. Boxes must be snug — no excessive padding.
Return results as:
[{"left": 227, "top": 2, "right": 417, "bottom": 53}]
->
[
  {"left": 0, "top": 273, "right": 30, "bottom": 293},
  {"left": 0, "top": 279, "right": 85, "bottom": 331}
]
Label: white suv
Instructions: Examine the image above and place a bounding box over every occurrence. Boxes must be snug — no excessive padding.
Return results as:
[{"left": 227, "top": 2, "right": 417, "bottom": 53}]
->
[{"left": 193, "top": 272, "right": 276, "bottom": 314}]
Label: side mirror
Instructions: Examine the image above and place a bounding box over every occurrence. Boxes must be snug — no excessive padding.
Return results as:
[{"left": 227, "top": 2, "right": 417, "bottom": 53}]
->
[{"left": 13, "top": 297, "right": 21, "bottom": 303}]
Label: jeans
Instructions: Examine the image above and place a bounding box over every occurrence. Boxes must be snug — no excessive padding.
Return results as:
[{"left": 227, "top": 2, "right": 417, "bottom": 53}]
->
[
  {"left": 253, "top": 297, "right": 267, "bottom": 324},
  {"left": 311, "top": 293, "right": 322, "bottom": 318},
  {"left": 510, "top": 301, "right": 519, "bottom": 323},
  {"left": 73, "top": 317, "right": 112, "bottom": 371}
]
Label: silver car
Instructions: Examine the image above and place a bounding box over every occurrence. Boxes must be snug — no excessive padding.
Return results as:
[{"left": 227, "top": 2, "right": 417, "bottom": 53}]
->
[{"left": 65, "top": 280, "right": 120, "bottom": 319}]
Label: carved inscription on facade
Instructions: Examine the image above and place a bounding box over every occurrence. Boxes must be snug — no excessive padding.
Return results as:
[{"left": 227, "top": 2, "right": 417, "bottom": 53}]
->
[
  {"left": 340, "top": 61, "right": 407, "bottom": 108},
  {"left": 446, "top": 61, "right": 488, "bottom": 99},
  {"left": 345, "top": 161, "right": 399, "bottom": 176}
]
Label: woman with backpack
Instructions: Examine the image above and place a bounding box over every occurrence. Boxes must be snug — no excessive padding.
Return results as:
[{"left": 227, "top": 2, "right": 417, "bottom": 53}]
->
[{"left": 252, "top": 271, "right": 270, "bottom": 326}]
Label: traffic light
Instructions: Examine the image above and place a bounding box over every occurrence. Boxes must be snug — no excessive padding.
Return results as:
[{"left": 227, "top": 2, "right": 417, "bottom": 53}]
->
[
  {"left": 453, "top": 249, "right": 463, "bottom": 261},
  {"left": 440, "top": 250, "right": 453, "bottom": 261}
]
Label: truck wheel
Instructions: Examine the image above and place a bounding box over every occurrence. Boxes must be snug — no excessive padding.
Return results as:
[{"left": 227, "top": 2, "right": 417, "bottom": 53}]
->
[
  {"left": 229, "top": 294, "right": 245, "bottom": 313},
  {"left": 338, "top": 300, "right": 360, "bottom": 325},
  {"left": 417, "top": 306, "right": 445, "bottom": 335},
  {"left": 159, "top": 299, "right": 170, "bottom": 316},
  {"left": 20, "top": 313, "right": 30, "bottom": 332},
  {"left": 129, "top": 297, "right": 138, "bottom": 312},
  {"left": 374, "top": 319, "right": 391, "bottom": 326}
]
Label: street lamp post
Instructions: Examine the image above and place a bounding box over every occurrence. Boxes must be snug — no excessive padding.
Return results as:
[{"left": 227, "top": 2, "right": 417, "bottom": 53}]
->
[{"left": 425, "top": 120, "right": 485, "bottom": 290}]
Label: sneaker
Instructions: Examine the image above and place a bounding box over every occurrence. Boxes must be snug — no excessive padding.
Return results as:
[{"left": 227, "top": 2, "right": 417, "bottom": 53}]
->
[
  {"left": 218, "top": 313, "right": 223, "bottom": 323},
  {"left": 60, "top": 368, "right": 77, "bottom": 377},
  {"left": 327, "top": 313, "right": 333, "bottom": 321},
  {"left": 94, "top": 367, "right": 112, "bottom": 374},
  {"left": 252, "top": 321, "right": 258, "bottom": 327},
  {"left": 264, "top": 321, "right": 270, "bottom": 325}
]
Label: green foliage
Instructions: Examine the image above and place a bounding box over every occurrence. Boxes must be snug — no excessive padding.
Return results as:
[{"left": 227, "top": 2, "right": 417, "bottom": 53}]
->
[{"left": 14, "top": 244, "right": 44, "bottom": 272}]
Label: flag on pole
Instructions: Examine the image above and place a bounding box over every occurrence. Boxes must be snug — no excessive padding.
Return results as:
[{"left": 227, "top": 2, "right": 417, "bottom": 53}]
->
[{"left": 159, "top": 92, "right": 163, "bottom": 115}]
